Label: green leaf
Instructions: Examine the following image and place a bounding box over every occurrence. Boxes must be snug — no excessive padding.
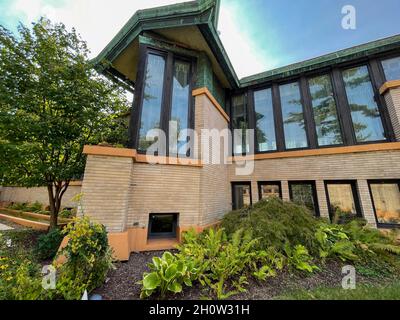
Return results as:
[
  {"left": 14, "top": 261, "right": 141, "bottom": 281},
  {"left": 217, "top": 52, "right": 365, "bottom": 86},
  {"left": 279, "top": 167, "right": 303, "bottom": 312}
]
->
[
  {"left": 167, "top": 281, "right": 183, "bottom": 293},
  {"left": 142, "top": 272, "right": 161, "bottom": 290},
  {"left": 164, "top": 264, "right": 178, "bottom": 281}
]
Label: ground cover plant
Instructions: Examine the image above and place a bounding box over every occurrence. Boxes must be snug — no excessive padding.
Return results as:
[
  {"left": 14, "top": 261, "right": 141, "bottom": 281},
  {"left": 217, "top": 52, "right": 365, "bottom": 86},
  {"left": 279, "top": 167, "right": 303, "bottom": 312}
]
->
[{"left": 139, "top": 198, "right": 400, "bottom": 300}]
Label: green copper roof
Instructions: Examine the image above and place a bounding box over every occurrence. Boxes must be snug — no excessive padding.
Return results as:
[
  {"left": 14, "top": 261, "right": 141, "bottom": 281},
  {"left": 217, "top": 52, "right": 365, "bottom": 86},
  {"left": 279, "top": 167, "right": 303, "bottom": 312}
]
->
[
  {"left": 240, "top": 34, "right": 400, "bottom": 87},
  {"left": 93, "top": 0, "right": 239, "bottom": 87}
]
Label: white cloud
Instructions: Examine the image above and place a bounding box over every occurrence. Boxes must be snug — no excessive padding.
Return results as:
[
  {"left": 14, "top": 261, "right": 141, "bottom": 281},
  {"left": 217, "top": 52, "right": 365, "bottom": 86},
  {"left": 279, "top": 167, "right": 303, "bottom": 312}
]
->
[{"left": 7, "top": 0, "right": 275, "bottom": 79}]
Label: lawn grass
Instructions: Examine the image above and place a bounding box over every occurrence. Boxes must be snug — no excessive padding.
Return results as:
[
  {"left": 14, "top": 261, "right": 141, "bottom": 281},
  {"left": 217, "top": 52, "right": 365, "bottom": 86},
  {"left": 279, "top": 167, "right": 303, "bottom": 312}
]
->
[{"left": 276, "top": 282, "right": 400, "bottom": 300}]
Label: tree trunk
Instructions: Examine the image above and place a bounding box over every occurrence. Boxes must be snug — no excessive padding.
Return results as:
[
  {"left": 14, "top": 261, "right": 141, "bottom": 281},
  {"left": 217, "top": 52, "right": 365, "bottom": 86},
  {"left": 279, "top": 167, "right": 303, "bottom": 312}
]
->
[{"left": 47, "top": 181, "right": 70, "bottom": 231}]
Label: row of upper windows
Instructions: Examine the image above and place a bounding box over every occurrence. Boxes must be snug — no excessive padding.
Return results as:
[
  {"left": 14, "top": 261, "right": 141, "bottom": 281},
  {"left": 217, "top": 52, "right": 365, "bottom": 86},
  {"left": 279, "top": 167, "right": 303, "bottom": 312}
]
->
[
  {"left": 132, "top": 47, "right": 400, "bottom": 155},
  {"left": 231, "top": 56, "right": 400, "bottom": 154}
]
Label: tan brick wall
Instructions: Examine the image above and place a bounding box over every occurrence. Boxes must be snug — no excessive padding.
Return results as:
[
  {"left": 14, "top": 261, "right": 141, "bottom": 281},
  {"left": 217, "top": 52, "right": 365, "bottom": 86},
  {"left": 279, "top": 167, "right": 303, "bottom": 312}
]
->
[
  {"left": 127, "top": 163, "right": 201, "bottom": 228},
  {"left": 81, "top": 155, "right": 133, "bottom": 232},
  {"left": 229, "top": 150, "right": 400, "bottom": 227},
  {"left": 383, "top": 87, "right": 400, "bottom": 141},
  {"left": 195, "top": 94, "right": 231, "bottom": 226},
  {"left": 0, "top": 185, "right": 81, "bottom": 208}
]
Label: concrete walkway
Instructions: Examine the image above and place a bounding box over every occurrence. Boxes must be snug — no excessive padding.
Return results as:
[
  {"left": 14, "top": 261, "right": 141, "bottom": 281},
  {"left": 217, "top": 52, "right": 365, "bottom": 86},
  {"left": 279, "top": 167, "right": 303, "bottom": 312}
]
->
[{"left": 0, "top": 222, "right": 13, "bottom": 231}]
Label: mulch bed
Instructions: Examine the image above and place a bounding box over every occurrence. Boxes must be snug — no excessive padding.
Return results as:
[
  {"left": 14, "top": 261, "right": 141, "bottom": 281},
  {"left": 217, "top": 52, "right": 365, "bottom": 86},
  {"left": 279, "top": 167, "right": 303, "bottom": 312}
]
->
[{"left": 94, "top": 251, "right": 386, "bottom": 300}]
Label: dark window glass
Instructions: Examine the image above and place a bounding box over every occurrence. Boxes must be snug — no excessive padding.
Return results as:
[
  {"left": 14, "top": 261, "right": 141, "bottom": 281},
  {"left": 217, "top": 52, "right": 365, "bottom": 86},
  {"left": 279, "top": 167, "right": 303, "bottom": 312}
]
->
[
  {"left": 342, "top": 66, "right": 386, "bottom": 142},
  {"left": 138, "top": 54, "right": 165, "bottom": 151},
  {"left": 232, "top": 183, "right": 252, "bottom": 210},
  {"left": 259, "top": 183, "right": 281, "bottom": 199},
  {"left": 254, "top": 88, "right": 277, "bottom": 152},
  {"left": 370, "top": 182, "right": 400, "bottom": 226},
  {"left": 232, "top": 95, "right": 249, "bottom": 154},
  {"left": 289, "top": 182, "right": 318, "bottom": 216},
  {"left": 170, "top": 60, "right": 191, "bottom": 156},
  {"left": 382, "top": 57, "right": 400, "bottom": 81},
  {"left": 326, "top": 182, "right": 359, "bottom": 222},
  {"left": 280, "top": 82, "right": 308, "bottom": 149},
  {"left": 309, "top": 75, "right": 343, "bottom": 146},
  {"left": 149, "top": 214, "right": 177, "bottom": 238}
]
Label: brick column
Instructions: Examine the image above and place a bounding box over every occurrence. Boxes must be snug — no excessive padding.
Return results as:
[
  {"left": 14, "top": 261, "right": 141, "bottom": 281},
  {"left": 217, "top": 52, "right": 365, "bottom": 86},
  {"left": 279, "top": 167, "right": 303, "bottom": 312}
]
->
[
  {"left": 315, "top": 180, "right": 329, "bottom": 219},
  {"left": 281, "top": 181, "right": 290, "bottom": 202},
  {"left": 357, "top": 179, "right": 377, "bottom": 227},
  {"left": 81, "top": 154, "right": 134, "bottom": 233}
]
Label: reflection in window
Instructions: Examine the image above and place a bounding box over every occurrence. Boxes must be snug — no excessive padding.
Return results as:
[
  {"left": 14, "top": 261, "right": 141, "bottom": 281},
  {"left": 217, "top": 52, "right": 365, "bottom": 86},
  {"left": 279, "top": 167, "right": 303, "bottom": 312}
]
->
[
  {"left": 232, "top": 184, "right": 252, "bottom": 210},
  {"left": 370, "top": 182, "right": 400, "bottom": 226},
  {"left": 259, "top": 183, "right": 281, "bottom": 199},
  {"left": 170, "top": 60, "right": 191, "bottom": 156},
  {"left": 232, "top": 95, "right": 249, "bottom": 154},
  {"left": 289, "top": 182, "right": 318, "bottom": 216},
  {"left": 254, "top": 89, "right": 277, "bottom": 152},
  {"left": 342, "top": 66, "right": 386, "bottom": 142},
  {"left": 382, "top": 57, "right": 400, "bottom": 81},
  {"left": 138, "top": 54, "right": 165, "bottom": 151},
  {"left": 309, "top": 75, "right": 343, "bottom": 146},
  {"left": 326, "top": 183, "right": 358, "bottom": 222},
  {"left": 280, "top": 82, "right": 308, "bottom": 149}
]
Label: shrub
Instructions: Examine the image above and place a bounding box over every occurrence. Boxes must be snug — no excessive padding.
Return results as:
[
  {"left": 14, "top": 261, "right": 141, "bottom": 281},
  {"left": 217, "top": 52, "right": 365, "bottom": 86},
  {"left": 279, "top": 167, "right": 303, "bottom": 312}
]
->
[
  {"left": 59, "top": 208, "right": 76, "bottom": 219},
  {"left": 221, "top": 198, "right": 321, "bottom": 255},
  {"left": 27, "top": 201, "right": 43, "bottom": 213},
  {"left": 35, "top": 228, "right": 64, "bottom": 260},
  {"left": 7, "top": 202, "right": 29, "bottom": 211},
  {"left": 140, "top": 252, "right": 198, "bottom": 299},
  {"left": 54, "top": 216, "right": 114, "bottom": 299}
]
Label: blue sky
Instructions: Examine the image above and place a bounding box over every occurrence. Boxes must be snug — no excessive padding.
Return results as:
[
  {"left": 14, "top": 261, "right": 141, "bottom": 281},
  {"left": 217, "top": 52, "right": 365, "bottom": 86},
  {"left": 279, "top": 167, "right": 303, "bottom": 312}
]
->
[{"left": 1, "top": 0, "right": 400, "bottom": 78}]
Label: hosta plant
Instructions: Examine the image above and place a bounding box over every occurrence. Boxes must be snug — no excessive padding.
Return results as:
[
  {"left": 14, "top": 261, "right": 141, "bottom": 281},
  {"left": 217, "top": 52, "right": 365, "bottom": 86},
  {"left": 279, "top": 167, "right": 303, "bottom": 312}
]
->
[{"left": 140, "top": 252, "right": 198, "bottom": 299}]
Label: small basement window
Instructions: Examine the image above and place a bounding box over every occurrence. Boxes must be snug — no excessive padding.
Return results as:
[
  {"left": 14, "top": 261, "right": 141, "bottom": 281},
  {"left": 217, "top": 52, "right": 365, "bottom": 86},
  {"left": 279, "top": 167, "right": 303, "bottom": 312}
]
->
[{"left": 148, "top": 213, "right": 178, "bottom": 239}]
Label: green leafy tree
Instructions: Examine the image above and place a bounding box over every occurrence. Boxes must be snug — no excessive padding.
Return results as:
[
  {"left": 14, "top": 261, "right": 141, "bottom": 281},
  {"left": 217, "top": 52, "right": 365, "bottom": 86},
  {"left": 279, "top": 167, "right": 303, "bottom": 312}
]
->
[{"left": 0, "top": 19, "right": 129, "bottom": 229}]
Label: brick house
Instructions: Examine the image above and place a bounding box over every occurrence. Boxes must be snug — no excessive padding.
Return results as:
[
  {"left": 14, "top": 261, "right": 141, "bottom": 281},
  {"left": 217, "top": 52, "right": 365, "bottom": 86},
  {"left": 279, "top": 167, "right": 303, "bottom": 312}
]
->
[{"left": 80, "top": 0, "right": 400, "bottom": 260}]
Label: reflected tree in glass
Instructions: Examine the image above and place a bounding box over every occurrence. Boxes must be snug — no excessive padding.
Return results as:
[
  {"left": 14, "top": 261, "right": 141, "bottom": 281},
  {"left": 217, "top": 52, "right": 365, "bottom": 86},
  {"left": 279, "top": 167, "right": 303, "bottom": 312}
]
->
[
  {"left": 280, "top": 82, "right": 308, "bottom": 149},
  {"left": 309, "top": 75, "right": 342, "bottom": 146},
  {"left": 342, "top": 66, "right": 385, "bottom": 142},
  {"left": 254, "top": 88, "right": 277, "bottom": 152},
  {"left": 138, "top": 54, "right": 165, "bottom": 151}
]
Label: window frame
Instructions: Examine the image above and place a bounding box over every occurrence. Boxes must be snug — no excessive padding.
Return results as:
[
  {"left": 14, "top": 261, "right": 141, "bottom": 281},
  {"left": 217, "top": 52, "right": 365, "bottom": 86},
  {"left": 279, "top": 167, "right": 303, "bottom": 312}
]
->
[
  {"left": 148, "top": 213, "right": 179, "bottom": 239},
  {"left": 368, "top": 179, "right": 400, "bottom": 229},
  {"left": 288, "top": 181, "right": 320, "bottom": 217},
  {"left": 231, "top": 181, "right": 253, "bottom": 210},
  {"left": 324, "top": 180, "right": 362, "bottom": 221},
  {"left": 339, "top": 62, "right": 390, "bottom": 145},
  {"left": 252, "top": 87, "right": 279, "bottom": 153},
  {"left": 278, "top": 80, "right": 311, "bottom": 151},
  {"left": 230, "top": 53, "right": 396, "bottom": 157},
  {"left": 129, "top": 45, "right": 196, "bottom": 156},
  {"left": 306, "top": 73, "right": 345, "bottom": 148},
  {"left": 379, "top": 53, "right": 400, "bottom": 82},
  {"left": 258, "top": 181, "right": 282, "bottom": 200}
]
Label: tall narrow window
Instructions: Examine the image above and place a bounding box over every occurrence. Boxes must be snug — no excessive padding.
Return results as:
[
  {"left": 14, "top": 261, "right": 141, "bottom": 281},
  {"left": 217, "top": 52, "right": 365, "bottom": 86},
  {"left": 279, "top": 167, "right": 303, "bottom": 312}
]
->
[
  {"left": 254, "top": 88, "right": 277, "bottom": 152},
  {"left": 232, "top": 94, "right": 249, "bottom": 154},
  {"left": 138, "top": 54, "right": 166, "bottom": 151},
  {"left": 170, "top": 60, "right": 191, "bottom": 156},
  {"left": 342, "top": 66, "right": 386, "bottom": 142},
  {"left": 232, "top": 183, "right": 252, "bottom": 210},
  {"left": 325, "top": 181, "right": 361, "bottom": 222},
  {"left": 369, "top": 181, "right": 400, "bottom": 226},
  {"left": 289, "top": 182, "right": 319, "bottom": 216},
  {"left": 309, "top": 75, "right": 343, "bottom": 146},
  {"left": 280, "top": 82, "right": 308, "bottom": 149},
  {"left": 382, "top": 56, "right": 400, "bottom": 81}
]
